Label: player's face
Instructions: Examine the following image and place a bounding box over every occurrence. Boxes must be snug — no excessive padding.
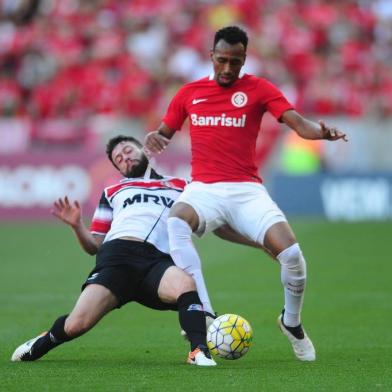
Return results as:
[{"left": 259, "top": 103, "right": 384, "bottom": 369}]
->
[
  {"left": 211, "top": 40, "right": 246, "bottom": 87},
  {"left": 111, "top": 141, "right": 148, "bottom": 178}
]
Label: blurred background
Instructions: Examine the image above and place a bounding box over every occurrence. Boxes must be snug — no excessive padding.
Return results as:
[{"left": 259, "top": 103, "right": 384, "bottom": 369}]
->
[
  {"left": 0, "top": 0, "right": 391, "bottom": 221},
  {"left": 2, "top": 3, "right": 391, "bottom": 386}
]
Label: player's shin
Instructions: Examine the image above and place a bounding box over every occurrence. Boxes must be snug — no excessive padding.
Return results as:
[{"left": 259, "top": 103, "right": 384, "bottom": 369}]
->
[
  {"left": 167, "top": 217, "right": 214, "bottom": 315},
  {"left": 277, "top": 243, "right": 307, "bottom": 327},
  {"left": 177, "top": 291, "right": 206, "bottom": 350},
  {"left": 30, "top": 315, "right": 74, "bottom": 360}
]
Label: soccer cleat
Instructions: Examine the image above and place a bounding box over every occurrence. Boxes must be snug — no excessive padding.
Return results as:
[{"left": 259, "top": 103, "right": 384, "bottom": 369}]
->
[
  {"left": 11, "top": 332, "right": 47, "bottom": 362},
  {"left": 187, "top": 345, "right": 217, "bottom": 366},
  {"left": 277, "top": 313, "right": 316, "bottom": 361}
]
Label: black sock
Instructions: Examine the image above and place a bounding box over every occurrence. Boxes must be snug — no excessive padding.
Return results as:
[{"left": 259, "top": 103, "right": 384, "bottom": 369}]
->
[
  {"left": 30, "top": 314, "right": 73, "bottom": 360},
  {"left": 177, "top": 291, "right": 206, "bottom": 351}
]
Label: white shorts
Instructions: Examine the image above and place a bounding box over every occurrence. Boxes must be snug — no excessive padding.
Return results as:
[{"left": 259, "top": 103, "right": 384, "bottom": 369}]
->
[{"left": 175, "top": 181, "right": 287, "bottom": 244}]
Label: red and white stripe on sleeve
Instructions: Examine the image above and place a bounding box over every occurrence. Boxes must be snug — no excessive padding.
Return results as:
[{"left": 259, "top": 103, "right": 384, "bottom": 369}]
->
[{"left": 90, "top": 191, "right": 113, "bottom": 235}]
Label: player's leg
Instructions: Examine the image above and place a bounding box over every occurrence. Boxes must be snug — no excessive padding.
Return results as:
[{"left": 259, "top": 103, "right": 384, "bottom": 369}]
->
[
  {"left": 263, "top": 221, "right": 303, "bottom": 325},
  {"left": 263, "top": 222, "right": 315, "bottom": 361},
  {"left": 11, "top": 284, "right": 118, "bottom": 361},
  {"left": 167, "top": 200, "right": 216, "bottom": 317},
  {"left": 157, "top": 265, "right": 216, "bottom": 366},
  {"left": 227, "top": 183, "right": 315, "bottom": 361},
  {"left": 65, "top": 284, "right": 118, "bottom": 337}
]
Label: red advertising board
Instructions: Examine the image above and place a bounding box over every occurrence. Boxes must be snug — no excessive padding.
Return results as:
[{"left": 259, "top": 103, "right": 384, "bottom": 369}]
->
[{"left": 0, "top": 150, "right": 191, "bottom": 221}]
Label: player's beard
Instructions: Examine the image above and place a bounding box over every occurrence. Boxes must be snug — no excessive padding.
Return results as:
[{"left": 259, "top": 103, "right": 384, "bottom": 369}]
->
[{"left": 125, "top": 154, "right": 149, "bottom": 178}]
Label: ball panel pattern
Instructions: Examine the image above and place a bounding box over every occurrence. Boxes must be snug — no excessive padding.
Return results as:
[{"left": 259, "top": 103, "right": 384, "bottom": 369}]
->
[{"left": 207, "top": 314, "right": 253, "bottom": 360}]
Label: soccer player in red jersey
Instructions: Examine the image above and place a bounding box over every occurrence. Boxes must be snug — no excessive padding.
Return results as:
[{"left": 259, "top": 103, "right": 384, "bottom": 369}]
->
[{"left": 145, "top": 26, "right": 348, "bottom": 362}]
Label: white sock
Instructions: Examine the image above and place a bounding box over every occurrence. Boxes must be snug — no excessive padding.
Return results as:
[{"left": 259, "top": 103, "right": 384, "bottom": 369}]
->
[
  {"left": 167, "top": 217, "right": 215, "bottom": 315},
  {"left": 277, "top": 243, "right": 307, "bottom": 327}
]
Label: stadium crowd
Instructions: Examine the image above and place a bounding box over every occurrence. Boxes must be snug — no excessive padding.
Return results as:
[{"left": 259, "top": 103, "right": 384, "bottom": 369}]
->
[{"left": 0, "top": 0, "right": 391, "bottom": 149}]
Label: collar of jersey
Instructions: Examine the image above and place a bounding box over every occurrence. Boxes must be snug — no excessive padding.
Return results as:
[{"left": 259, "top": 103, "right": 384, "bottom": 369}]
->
[
  {"left": 119, "top": 175, "right": 168, "bottom": 183},
  {"left": 120, "top": 176, "right": 152, "bottom": 183}
]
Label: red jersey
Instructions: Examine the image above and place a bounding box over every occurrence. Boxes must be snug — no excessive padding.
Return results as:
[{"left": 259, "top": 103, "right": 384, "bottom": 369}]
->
[{"left": 162, "top": 74, "right": 293, "bottom": 183}]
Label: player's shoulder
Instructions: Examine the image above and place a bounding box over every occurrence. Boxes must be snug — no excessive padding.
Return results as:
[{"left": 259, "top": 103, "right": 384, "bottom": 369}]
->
[
  {"left": 240, "top": 74, "right": 282, "bottom": 96},
  {"left": 104, "top": 176, "right": 188, "bottom": 195},
  {"left": 180, "top": 76, "right": 212, "bottom": 91},
  {"left": 249, "top": 74, "right": 279, "bottom": 89},
  {"left": 159, "top": 175, "right": 189, "bottom": 190},
  {"left": 241, "top": 74, "right": 269, "bottom": 86},
  {"left": 103, "top": 177, "right": 151, "bottom": 197},
  {"left": 103, "top": 179, "right": 130, "bottom": 198},
  {"left": 171, "top": 78, "right": 210, "bottom": 102}
]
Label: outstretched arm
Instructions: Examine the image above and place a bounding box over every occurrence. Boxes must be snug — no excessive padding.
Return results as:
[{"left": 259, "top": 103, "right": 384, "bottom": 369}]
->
[
  {"left": 281, "top": 110, "right": 348, "bottom": 142},
  {"left": 213, "top": 225, "right": 275, "bottom": 260},
  {"left": 144, "top": 123, "right": 176, "bottom": 155},
  {"left": 51, "top": 196, "right": 103, "bottom": 255}
]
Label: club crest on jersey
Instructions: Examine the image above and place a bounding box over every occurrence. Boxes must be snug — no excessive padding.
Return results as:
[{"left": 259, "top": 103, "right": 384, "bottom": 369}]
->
[{"left": 231, "top": 91, "right": 248, "bottom": 107}]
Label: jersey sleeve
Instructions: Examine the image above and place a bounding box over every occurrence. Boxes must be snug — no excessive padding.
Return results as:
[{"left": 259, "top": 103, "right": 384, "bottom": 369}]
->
[
  {"left": 162, "top": 86, "right": 190, "bottom": 131},
  {"left": 89, "top": 191, "right": 113, "bottom": 235},
  {"left": 259, "top": 79, "right": 294, "bottom": 121}
]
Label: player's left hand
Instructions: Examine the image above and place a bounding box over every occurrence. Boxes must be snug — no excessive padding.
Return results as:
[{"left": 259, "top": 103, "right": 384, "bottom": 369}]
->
[
  {"left": 319, "top": 120, "right": 348, "bottom": 142},
  {"left": 51, "top": 196, "right": 82, "bottom": 229},
  {"left": 144, "top": 131, "right": 171, "bottom": 154}
]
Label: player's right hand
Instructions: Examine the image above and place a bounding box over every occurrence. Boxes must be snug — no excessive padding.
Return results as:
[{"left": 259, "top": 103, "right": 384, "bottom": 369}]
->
[
  {"left": 51, "top": 196, "right": 82, "bottom": 229},
  {"left": 319, "top": 120, "right": 348, "bottom": 142},
  {"left": 144, "top": 131, "right": 171, "bottom": 154}
]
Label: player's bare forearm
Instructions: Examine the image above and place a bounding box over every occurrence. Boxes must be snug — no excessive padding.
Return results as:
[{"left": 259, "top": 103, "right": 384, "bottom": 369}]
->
[
  {"left": 144, "top": 123, "right": 176, "bottom": 154},
  {"left": 281, "top": 110, "right": 348, "bottom": 142},
  {"left": 72, "top": 222, "right": 102, "bottom": 255},
  {"left": 213, "top": 225, "right": 275, "bottom": 259}
]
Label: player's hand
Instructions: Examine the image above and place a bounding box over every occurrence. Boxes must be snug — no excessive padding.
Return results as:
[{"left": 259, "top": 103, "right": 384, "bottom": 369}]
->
[
  {"left": 144, "top": 131, "right": 171, "bottom": 154},
  {"left": 319, "top": 120, "right": 348, "bottom": 142},
  {"left": 51, "top": 196, "right": 82, "bottom": 229}
]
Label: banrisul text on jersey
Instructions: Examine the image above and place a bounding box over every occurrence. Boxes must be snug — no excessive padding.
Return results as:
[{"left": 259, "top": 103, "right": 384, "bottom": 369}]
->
[{"left": 190, "top": 113, "right": 246, "bottom": 127}]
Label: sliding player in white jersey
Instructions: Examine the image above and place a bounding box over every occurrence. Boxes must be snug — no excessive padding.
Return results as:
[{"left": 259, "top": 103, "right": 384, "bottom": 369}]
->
[{"left": 11, "top": 135, "right": 218, "bottom": 366}]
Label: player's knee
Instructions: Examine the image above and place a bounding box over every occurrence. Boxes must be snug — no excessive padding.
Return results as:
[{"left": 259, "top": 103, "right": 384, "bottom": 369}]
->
[
  {"left": 177, "top": 273, "right": 196, "bottom": 294},
  {"left": 278, "top": 243, "right": 306, "bottom": 270},
  {"left": 64, "top": 315, "right": 92, "bottom": 338},
  {"left": 167, "top": 217, "right": 196, "bottom": 271},
  {"left": 167, "top": 217, "right": 192, "bottom": 243},
  {"left": 158, "top": 267, "right": 196, "bottom": 302},
  {"left": 170, "top": 271, "right": 196, "bottom": 300},
  {"left": 168, "top": 207, "right": 199, "bottom": 234}
]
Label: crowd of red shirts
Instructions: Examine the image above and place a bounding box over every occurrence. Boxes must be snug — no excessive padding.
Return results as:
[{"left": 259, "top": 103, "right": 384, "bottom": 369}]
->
[{"left": 0, "top": 0, "right": 391, "bottom": 147}]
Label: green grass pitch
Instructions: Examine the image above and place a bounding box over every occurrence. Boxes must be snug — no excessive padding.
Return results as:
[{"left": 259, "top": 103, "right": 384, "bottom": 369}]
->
[{"left": 0, "top": 220, "right": 391, "bottom": 391}]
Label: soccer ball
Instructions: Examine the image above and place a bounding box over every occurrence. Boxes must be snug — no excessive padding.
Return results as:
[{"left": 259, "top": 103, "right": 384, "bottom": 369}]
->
[{"left": 207, "top": 314, "right": 253, "bottom": 360}]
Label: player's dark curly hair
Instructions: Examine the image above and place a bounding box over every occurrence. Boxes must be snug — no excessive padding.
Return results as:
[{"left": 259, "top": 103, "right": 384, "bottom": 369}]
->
[
  {"left": 213, "top": 26, "right": 248, "bottom": 50},
  {"left": 106, "top": 135, "right": 143, "bottom": 166}
]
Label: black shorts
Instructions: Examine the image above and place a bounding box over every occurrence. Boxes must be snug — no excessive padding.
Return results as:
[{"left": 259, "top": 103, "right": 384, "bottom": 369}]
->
[{"left": 82, "top": 239, "right": 177, "bottom": 311}]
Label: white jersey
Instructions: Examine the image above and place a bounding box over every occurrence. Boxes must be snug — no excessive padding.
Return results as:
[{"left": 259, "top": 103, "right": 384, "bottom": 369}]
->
[{"left": 90, "top": 176, "right": 187, "bottom": 254}]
